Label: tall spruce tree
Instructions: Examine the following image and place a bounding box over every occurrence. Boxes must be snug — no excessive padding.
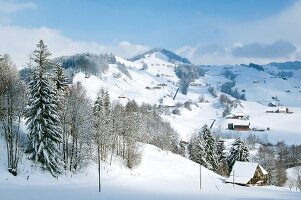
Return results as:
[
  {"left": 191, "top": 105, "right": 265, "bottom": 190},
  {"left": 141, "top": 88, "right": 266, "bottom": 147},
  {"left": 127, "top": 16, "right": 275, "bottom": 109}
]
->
[
  {"left": 189, "top": 133, "right": 206, "bottom": 166},
  {"left": 25, "top": 40, "right": 63, "bottom": 177},
  {"left": 93, "top": 87, "right": 112, "bottom": 161},
  {"left": 202, "top": 125, "right": 218, "bottom": 171},
  {"left": 227, "top": 138, "right": 249, "bottom": 171},
  {"left": 216, "top": 139, "right": 229, "bottom": 176},
  {"left": 124, "top": 100, "right": 142, "bottom": 168}
]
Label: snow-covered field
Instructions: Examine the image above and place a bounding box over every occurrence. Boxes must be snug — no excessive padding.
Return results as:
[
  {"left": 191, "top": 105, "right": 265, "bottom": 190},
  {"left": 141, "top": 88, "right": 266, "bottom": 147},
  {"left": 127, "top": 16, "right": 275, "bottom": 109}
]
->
[{"left": 1, "top": 142, "right": 300, "bottom": 200}]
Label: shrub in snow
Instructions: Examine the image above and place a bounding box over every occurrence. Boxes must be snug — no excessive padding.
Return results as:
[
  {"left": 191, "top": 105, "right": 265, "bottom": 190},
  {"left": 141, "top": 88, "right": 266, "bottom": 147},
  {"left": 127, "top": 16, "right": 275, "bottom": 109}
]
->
[
  {"left": 172, "top": 109, "right": 181, "bottom": 115},
  {"left": 198, "top": 95, "right": 205, "bottom": 103},
  {"left": 141, "top": 63, "right": 148, "bottom": 70},
  {"left": 184, "top": 101, "right": 192, "bottom": 111},
  {"left": 208, "top": 86, "right": 218, "bottom": 98}
]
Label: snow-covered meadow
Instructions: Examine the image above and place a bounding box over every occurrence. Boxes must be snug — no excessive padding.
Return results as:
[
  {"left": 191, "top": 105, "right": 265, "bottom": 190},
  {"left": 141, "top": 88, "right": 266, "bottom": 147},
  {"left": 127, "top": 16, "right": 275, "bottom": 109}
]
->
[{"left": 1, "top": 142, "right": 300, "bottom": 200}]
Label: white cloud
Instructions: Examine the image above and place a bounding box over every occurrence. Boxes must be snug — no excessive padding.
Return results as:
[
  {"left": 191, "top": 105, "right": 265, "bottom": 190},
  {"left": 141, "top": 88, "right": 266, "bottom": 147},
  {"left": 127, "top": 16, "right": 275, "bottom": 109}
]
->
[
  {"left": 232, "top": 40, "right": 296, "bottom": 59},
  {"left": 0, "top": 1, "right": 36, "bottom": 14},
  {"left": 0, "top": 25, "right": 149, "bottom": 68},
  {"left": 111, "top": 41, "right": 149, "bottom": 59},
  {"left": 176, "top": 1, "right": 301, "bottom": 65},
  {"left": 176, "top": 42, "right": 300, "bottom": 65},
  {"left": 0, "top": 1, "right": 36, "bottom": 24}
]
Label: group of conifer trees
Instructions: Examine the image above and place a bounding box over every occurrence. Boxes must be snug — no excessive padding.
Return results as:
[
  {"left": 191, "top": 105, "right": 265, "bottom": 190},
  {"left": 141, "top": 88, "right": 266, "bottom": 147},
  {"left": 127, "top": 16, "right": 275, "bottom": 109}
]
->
[
  {"left": 0, "top": 40, "right": 179, "bottom": 177},
  {"left": 188, "top": 125, "right": 249, "bottom": 177}
]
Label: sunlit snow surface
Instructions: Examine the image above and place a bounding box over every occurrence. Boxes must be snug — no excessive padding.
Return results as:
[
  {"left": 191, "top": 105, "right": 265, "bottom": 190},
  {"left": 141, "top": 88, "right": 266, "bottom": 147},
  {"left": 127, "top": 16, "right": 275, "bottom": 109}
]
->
[{"left": 0, "top": 143, "right": 300, "bottom": 200}]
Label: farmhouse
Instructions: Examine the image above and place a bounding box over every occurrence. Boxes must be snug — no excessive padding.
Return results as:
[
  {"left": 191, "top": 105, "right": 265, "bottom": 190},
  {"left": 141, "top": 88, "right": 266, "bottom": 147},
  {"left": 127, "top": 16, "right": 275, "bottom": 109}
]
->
[
  {"left": 276, "top": 106, "right": 288, "bottom": 113},
  {"left": 226, "top": 112, "right": 248, "bottom": 119},
  {"left": 226, "top": 161, "right": 268, "bottom": 186},
  {"left": 228, "top": 121, "right": 250, "bottom": 131}
]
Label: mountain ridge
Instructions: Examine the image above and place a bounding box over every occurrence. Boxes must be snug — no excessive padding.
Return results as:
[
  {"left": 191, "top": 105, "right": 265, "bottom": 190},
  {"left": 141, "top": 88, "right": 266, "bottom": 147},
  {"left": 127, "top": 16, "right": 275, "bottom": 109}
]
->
[{"left": 129, "top": 48, "right": 192, "bottom": 64}]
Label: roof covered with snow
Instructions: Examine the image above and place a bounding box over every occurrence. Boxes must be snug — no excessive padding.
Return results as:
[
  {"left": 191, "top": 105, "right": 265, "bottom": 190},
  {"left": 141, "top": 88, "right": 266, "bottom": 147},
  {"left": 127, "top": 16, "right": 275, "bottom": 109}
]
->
[
  {"left": 227, "top": 120, "right": 250, "bottom": 126},
  {"left": 225, "top": 161, "right": 268, "bottom": 185},
  {"left": 278, "top": 106, "right": 287, "bottom": 112}
]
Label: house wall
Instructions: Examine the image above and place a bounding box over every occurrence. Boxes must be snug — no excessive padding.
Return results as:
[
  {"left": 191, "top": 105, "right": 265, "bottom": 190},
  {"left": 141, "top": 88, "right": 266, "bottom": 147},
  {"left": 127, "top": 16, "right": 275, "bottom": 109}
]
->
[
  {"left": 248, "top": 166, "right": 267, "bottom": 185},
  {"left": 233, "top": 125, "right": 250, "bottom": 131}
]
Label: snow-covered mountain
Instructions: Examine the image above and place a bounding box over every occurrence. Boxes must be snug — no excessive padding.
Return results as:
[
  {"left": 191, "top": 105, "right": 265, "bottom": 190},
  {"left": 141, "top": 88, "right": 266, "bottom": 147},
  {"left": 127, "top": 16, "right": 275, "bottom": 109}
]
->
[
  {"left": 18, "top": 49, "right": 301, "bottom": 144},
  {"left": 54, "top": 49, "right": 301, "bottom": 145},
  {"left": 129, "top": 48, "right": 191, "bottom": 64}
]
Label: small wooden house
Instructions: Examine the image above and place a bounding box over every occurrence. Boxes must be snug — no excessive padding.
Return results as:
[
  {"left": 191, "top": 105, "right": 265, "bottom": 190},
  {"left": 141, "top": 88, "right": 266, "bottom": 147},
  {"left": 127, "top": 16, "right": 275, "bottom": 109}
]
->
[
  {"left": 228, "top": 121, "right": 250, "bottom": 131},
  {"left": 226, "top": 161, "right": 268, "bottom": 186},
  {"left": 276, "top": 106, "right": 288, "bottom": 113},
  {"left": 226, "top": 112, "right": 248, "bottom": 120}
]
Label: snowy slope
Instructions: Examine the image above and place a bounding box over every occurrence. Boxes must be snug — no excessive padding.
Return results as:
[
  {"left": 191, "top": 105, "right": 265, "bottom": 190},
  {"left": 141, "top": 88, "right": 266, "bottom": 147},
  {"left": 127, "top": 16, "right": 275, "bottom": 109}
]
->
[
  {"left": 71, "top": 54, "right": 301, "bottom": 145},
  {"left": 1, "top": 141, "right": 300, "bottom": 200}
]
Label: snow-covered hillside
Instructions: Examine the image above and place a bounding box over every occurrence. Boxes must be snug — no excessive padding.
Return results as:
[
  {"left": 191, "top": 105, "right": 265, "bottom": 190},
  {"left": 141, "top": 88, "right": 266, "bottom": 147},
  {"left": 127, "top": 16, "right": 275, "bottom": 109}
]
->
[
  {"left": 69, "top": 51, "right": 301, "bottom": 145},
  {"left": 1, "top": 141, "right": 299, "bottom": 200}
]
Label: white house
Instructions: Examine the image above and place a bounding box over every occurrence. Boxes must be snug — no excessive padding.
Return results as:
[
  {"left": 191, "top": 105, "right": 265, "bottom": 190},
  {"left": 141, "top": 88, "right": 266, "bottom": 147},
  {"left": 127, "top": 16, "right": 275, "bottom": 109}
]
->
[{"left": 276, "top": 106, "right": 288, "bottom": 113}]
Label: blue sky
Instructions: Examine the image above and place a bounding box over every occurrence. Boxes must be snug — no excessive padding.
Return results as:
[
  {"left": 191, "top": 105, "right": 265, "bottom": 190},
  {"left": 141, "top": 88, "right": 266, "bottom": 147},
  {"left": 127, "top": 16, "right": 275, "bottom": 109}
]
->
[
  {"left": 12, "top": 0, "right": 293, "bottom": 48},
  {"left": 0, "top": 0, "right": 301, "bottom": 66}
]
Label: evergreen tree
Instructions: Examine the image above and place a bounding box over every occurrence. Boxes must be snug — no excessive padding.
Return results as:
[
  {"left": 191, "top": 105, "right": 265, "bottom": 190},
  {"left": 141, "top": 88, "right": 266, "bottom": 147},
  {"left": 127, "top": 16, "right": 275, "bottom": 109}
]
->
[
  {"left": 216, "top": 139, "right": 229, "bottom": 176},
  {"left": 123, "top": 100, "right": 142, "bottom": 168},
  {"left": 188, "top": 133, "right": 206, "bottom": 166},
  {"left": 25, "top": 40, "right": 63, "bottom": 177},
  {"left": 202, "top": 125, "right": 218, "bottom": 171},
  {"left": 53, "top": 63, "right": 68, "bottom": 91},
  {"left": 227, "top": 138, "right": 249, "bottom": 171},
  {"left": 93, "top": 88, "right": 112, "bottom": 161}
]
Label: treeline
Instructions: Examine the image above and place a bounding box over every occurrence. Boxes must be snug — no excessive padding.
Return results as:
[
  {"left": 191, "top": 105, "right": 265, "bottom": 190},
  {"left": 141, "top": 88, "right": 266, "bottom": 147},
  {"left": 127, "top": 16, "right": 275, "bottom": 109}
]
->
[
  {"left": 20, "top": 53, "right": 117, "bottom": 83},
  {"left": 0, "top": 40, "right": 179, "bottom": 177},
  {"left": 241, "top": 63, "right": 264, "bottom": 71},
  {"left": 188, "top": 125, "right": 249, "bottom": 177}
]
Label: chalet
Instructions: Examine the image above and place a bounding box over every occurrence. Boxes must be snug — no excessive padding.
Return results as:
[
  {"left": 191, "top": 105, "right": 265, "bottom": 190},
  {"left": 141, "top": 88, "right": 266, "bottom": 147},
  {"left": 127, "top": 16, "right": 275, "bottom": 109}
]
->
[
  {"left": 145, "top": 86, "right": 162, "bottom": 90},
  {"left": 157, "top": 83, "right": 167, "bottom": 87},
  {"left": 276, "top": 106, "right": 288, "bottom": 113},
  {"left": 118, "top": 95, "right": 130, "bottom": 102},
  {"left": 225, "top": 161, "right": 268, "bottom": 186},
  {"left": 226, "top": 112, "right": 248, "bottom": 120},
  {"left": 228, "top": 121, "right": 250, "bottom": 131}
]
